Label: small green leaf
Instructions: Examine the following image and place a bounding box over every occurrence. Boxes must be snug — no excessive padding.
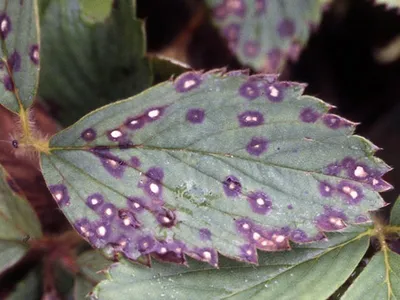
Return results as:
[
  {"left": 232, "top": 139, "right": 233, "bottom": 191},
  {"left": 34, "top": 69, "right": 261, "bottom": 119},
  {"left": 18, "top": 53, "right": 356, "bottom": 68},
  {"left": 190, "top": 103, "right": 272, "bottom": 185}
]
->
[
  {"left": 342, "top": 250, "right": 400, "bottom": 300},
  {"left": 38, "top": 0, "right": 152, "bottom": 125},
  {"left": 5, "top": 267, "right": 42, "bottom": 300},
  {"left": 93, "top": 229, "right": 369, "bottom": 300},
  {"left": 205, "top": 0, "right": 330, "bottom": 71},
  {"left": 41, "top": 71, "right": 390, "bottom": 266},
  {"left": 0, "top": 0, "right": 40, "bottom": 112}
]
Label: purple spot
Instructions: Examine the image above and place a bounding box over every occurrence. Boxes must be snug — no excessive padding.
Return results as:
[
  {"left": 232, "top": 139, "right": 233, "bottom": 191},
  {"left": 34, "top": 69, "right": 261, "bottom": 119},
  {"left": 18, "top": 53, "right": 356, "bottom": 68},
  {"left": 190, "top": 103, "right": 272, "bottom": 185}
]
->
[
  {"left": 250, "top": 228, "right": 289, "bottom": 251},
  {"left": 367, "top": 175, "right": 393, "bottom": 192},
  {"left": 125, "top": 115, "right": 145, "bottom": 130},
  {"left": 0, "top": 14, "right": 11, "bottom": 40},
  {"left": 255, "top": 0, "right": 266, "bottom": 15},
  {"left": 290, "top": 229, "right": 322, "bottom": 243},
  {"left": 238, "top": 111, "right": 264, "bottom": 127},
  {"left": 239, "top": 81, "right": 260, "bottom": 100},
  {"left": 199, "top": 228, "right": 212, "bottom": 241},
  {"left": 145, "top": 106, "right": 166, "bottom": 122},
  {"left": 247, "top": 191, "right": 272, "bottom": 215},
  {"left": 322, "top": 114, "right": 353, "bottom": 129},
  {"left": 222, "top": 175, "right": 242, "bottom": 197},
  {"left": 118, "top": 209, "right": 141, "bottom": 228},
  {"left": 92, "top": 221, "right": 112, "bottom": 243},
  {"left": 127, "top": 196, "right": 146, "bottom": 212},
  {"left": 315, "top": 207, "right": 348, "bottom": 231},
  {"left": 265, "top": 83, "right": 284, "bottom": 102},
  {"left": 324, "top": 162, "right": 341, "bottom": 176},
  {"left": 156, "top": 208, "right": 176, "bottom": 228},
  {"left": 100, "top": 203, "right": 117, "bottom": 220},
  {"left": 107, "top": 129, "right": 126, "bottom": 142},
  {"left": 300, "top": 108, "right": 320, "bottom": 123},
  {"left": 146, "top": 167, "right": 164, "bottom": 182},
  {"left": 287, "top": 204, "right": 293, "bottom": 210},
  {"left": 3, "top": 76, "right": 14, "bottom": 91},
  {"left": 235, "top": 218, "right": 253, "bottom": 236},
  {"left": 337, "top": 180, "right": 364, "bottom": 205},
  {"left": 81, "top": 128, "right": 96, "bottom": 142},
  {"left": 222, "top": 23, "right": 240, "bottom": 50},
  {"left": 137, "top": 235, "right": 157, "bottom": 254},
  {"left": 347, "top": 163, "right": 370, "bottom": 181},
  {"left": 267, "top": 48, "right": 283, "bottom": 71},
  {"left": 355, "top": 215, "right": 370, "bottom": 224},
  {"left": 94, "top": 150, "right": 126, "bottom": 178},
  {"left": 86, "top": 193, "right": 104, "bottom": 211},
  {"left": 319, "top": 181, "right": 334, "bottom": 197},
  {"left": 155, "top": 240, "right": 186, "bottom": 264},
  {"left": 243, "top": 40, "right": 260, "bottom": 57},
  {"left": 278, "top": 19, "right": 295, "bottom": 38},
  {"left": 246, "top": 137, "right": 268, "bottom": 156},
  {"left": 8, "top": 51, "right": 21, "bottom": 72},
  {"left": 213, "top": 4, "right": 227, "bottom": 20},
  {"left": 175, "top": 72, "right": 202, "bottom": 93},
  {"left": 186, "top": 108, "right": 205, "bottom": 124},
  {"left": 341, "top": 157, "right": 356, "bottom": 169},
  {"left": 191, "top": 247, "right": 218, "bottom": 267},
  {"left": 29, "top": 45, "right": 39, "bottom": 65},
  {"left": 130, "top": 156, "right": 141, "bottom": 168},
  {"left": 239, "top": 244, "right": 258, "bottom": 264},
  {"left": 74, "top": 218, "right": 93, "bottom": 238},
  {"left": 225, "top": 0, "right": 246, "bottom": 17},
  {"left": 49, "top": 184, "right": 70, "bottom": 207}
]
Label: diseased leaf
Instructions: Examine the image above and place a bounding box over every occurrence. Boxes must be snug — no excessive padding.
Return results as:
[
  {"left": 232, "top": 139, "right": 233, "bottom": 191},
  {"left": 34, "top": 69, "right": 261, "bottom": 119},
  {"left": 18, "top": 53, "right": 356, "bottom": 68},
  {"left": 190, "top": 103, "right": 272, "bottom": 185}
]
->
[
  {"left": 342, "top": 250, "right": 400, "bottom": 300},
  {"left": 205, "top": 0, "right": 330, "bottom": 72},
  {"left": 0, "top": 0, "right": 40, "bottom": 112},
  {"left": 38, "top": 0, "right": 152, "bottom": 125},
  {"left": 41, "top": 70, "right": 390, "bottom": 267},
  {"left": 93, "top": 229, "right": 369, "bottom": 300}
]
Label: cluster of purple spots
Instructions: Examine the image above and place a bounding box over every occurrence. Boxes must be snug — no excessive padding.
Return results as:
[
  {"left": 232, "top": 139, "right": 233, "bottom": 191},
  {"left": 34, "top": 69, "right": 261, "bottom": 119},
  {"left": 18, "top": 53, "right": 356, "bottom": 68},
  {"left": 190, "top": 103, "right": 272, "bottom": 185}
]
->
[
  {"left": 154, "top": 240, "right": 187, "bottom": 265},
  {"left": 189, "top": 247, "right": 218, "bottom": 267},
  {"left": 246, "top": 191, "right": 272, "bottom": 215},
  {"left": 49, "top": 184, "right": 70, "bottom": 207},
  {"left": 222, "top": 175, "right": 242, "bottom": 197},
  {"left": 246, "top": 136, "right": 268, "bottom": 156},
  {"left": 243, "top": 40, "right": 261, "bottom": 57},
  {"left": 277, "top": 19, "right": 296, "bottom": 38},
  {"left": 300, "top": 107, "right": 320, "bottom": 123},
  {"left": 139, "top": 167, "right": 164, "bottom": 199},
  {"left": 322, "top": 114, "right": 354, "bottom": 130},
  {"left": 124, "top": 106, "right": 166, "bottom": 133},
  {"left": 0, "top": 13, "right": 11, "bottom": 40},
  {"left": 186, "top": 108, "right": 205, "bottom": 124},
  {"left": 174, "top": 72, "right": 202, "bottom": 93},
  {"left": 238, "top": 111, "right": 264, "bottom": 127},
  {"left": 155, "top": 207, "right": 177, "bottom": 228},
  {"left": 90, "top": 147, "right": 127, "bottom": 178},
  {"left": 213, "top": 0, "right": 246, "bottom": 20},
  {"left": 239, "top": 81, "right": 260, "bottom": 100},
  {"left": 29, "top": 45, "right": 39, "bottom": 65},
  {"left": 235, "top": 219, "right": 290, "bottom": 252},
  {"left": 315, "top": 207, "right": 348, "bottom": 231},
  {"left": 337, "top": 180, "right": 364, "bottom": 205}
]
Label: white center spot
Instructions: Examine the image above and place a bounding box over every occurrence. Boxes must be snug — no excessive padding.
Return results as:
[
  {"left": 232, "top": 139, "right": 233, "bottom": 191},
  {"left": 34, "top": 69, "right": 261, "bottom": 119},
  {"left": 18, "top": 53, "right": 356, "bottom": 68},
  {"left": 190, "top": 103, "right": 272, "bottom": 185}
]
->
[
  {"left": 33, "top": 49, "right": 39, "bottom": 60},
  {"left": 97, "top": 226, "right": 107, "bottom": 237},
  {"left": 148, "top": 109, "right": 160, "bottom": 119},
  {"left": 133, "top": 202, "right": 141, "bottom": 209},
  {"left": 123, "top": 218, "right": 131, "bottom": 226},
  {"left": 110, "top": 130, "right": 123, "bottom": 138},
  {"left": 162, "top": 216, "right": 171, "bottom": 224},
  {"left": 105, "top": 208, "right": 113, "bottom": 216},
  {"left": 329, "top": 217, "right": 344, "bottom": 227},
  {"left": 107, "top": 159, "right": 118, "bottom": 167},
  {"left": 130, "top": 119, "right": 139, "bottom": 126},
  {"left": 256, "top": 197, "right": 265, "bottom": 206},
  {"left": 324, "top": 186, "right": 331, "bottom": 192},
  {"left": 160, "top": 247, "right": 167, "bottom": 254},
  {"left": 176, "top": 247, "right": 182, "bottom": 253},
  {"left": 354, "top": 166, "right": 368, "bottom": 178},
  {"left": 261, "top": 240, "right": 274, "bottom": 247},
  {"left": 246, "top": 249, "right": 253, "bottom": 255},
  {"left": 229, "top": 182, "right": 237, "bottom": 190},
  {"left": 54, "top": 191, "right": 63, "bottom": 201},
  {"left": 252, "top": 232, "right": 261, "bottom": 241},
  {"left": 142, "top": 242, "right": 149, "bottom": 249},
  {"left": 203, "top": 251, "right": 212, "bottom": 260},
  {"left": 273, "top": 235, "right": 285, "bottom": 243},
  {"left": 242, "top": 223, "right": 250, "bottom": 230},
  {"left": 342, "top": 186, "right": 358, "bottom": 199},
  {"left": 91, "top": 198, "right": 99, "bottom": 205},
  {"left": 1, "top": 19, "right": 8, "bottom": 32},
  {"left": 245, "top": 116, "right": 258, "bottom": 122},
  {"left": 372, "top": 179, "right": 379, "bottom": 186},
  {"left": 269, "top": 86, "right": 279, "bottom": 97},
  {"left": 150, "top": 183, "right": 160, "bottom": 194},
  {"left": 184, "top": 79, "right": 196, "bottom": 89},
  {"left": 119, "top": 239, "right": 127, "bottom": 247}
]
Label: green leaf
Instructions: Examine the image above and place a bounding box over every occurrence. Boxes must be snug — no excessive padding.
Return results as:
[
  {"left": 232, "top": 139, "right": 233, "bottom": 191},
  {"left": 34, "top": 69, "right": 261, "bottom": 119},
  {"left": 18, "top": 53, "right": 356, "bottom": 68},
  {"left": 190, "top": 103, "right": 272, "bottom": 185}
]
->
[
  {"left": 151, "top": 56, "right": 189, "bottom": 85},
  {"left": 93, "top": 229, "right": 369, "bottom": 300},
  {"left": 38, "top": 0, "right": 152, "bottom": 125},
  {"left": 342, "top": 250, "right": 400, "bottom": 300},
  {"left": 0, "top": 0, "right": 40, "bottom": 112},
  {"left": 390, "top": 196, "right": 400, "bottom": 225},
  {"left": 79, "top": 0, "right": 113, "bottom": 23},
  {"left": 41, "top": 71, "right": 390, "bottom": 266},
  {"left": 204, "top": 0, "right": 330, "bottom": 72},
  {"left": 5, "top": 267, "right": 42, "bottom": 300},
  {"left": 0, "top": 241, "right": 26, "bottom": 274}
]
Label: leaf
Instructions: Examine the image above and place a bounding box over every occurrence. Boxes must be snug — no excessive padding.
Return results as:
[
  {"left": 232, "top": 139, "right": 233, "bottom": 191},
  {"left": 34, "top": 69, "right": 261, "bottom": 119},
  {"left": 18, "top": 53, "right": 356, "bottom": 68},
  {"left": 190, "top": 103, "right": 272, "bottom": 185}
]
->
[
  {"left": 41, "top": 70, "right": 390, "bottom": 267},
  {"left": 0, "top": 0, "right": 40, "bottom": 112},
  {"left": 0, "top": 241, "right": 26, "bottom": 274},
  {"left": 5, "top": 267, "right": 42, "bottom": 300},
  {"left": 79, "top": 0, "right": 113, "bottom": 23},
  {"left": 204, "top": 0, "right": 330, "bottom": 72},
  {"left": 390, "top": 196, "right": 400, "bottom": 225},
  {"left": 342, "top": 249, "right": 400, "bottom": 300},
  {"left": 93, "top": 228, "right": 369, "bottom": 300},
  {"left": 38, "top": 0, "right": 152, "bottom": 125}
]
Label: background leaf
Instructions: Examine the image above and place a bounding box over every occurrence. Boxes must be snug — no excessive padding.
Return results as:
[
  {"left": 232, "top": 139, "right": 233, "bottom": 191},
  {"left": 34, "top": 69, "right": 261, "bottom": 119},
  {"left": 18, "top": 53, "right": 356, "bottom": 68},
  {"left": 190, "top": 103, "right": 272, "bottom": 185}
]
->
[
  {"left": 79, "top": 0, "right": 113, "bottom": 23},
  {"left": 93, "top": 228, "right": 369, "bottom": 300},
  {"left": 5, "top": 267, "right": 42, "bottom": 300},
  {"left": 374, "top": 0, "right": 400, "bottom": 10},
  {"left": 38, "top": 0, "right": 152, "bottom": 125},
  {"left": 204, "top": 0, "right": 330, "bottom": 72},
  {"left": 390, "top": 196, "right": 400, "bottom": 225},
  {"left": 0, "top": 166, "right": 42, "bottom": 274},
  {"left": 41, "top": 70, "right": 389, "bottom": 266},
  {"left": 0, "top": 0, "right": 40, "bottom": 112}
]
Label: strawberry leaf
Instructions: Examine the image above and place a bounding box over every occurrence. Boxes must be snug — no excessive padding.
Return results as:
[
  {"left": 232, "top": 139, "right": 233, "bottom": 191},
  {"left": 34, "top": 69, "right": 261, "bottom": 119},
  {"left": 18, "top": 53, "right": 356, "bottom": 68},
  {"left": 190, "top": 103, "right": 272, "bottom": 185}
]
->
[
  {"left": 0, "top": 0, "right": 40, "bottom": 112},
  {"left": 93, "top": 228, "right": 369, "bottom": 299},
  {"left": 41, "top": 70, "right": 390, "bottom": 267},
  {"left": 38, "top": 0, "right": 152, "bottom": 125},
  {"left": 0, "top": 166, "right": 42, "bottom": 274},
  {"left": 205, "top": 0, "right": 330, "bottom": 71}
]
